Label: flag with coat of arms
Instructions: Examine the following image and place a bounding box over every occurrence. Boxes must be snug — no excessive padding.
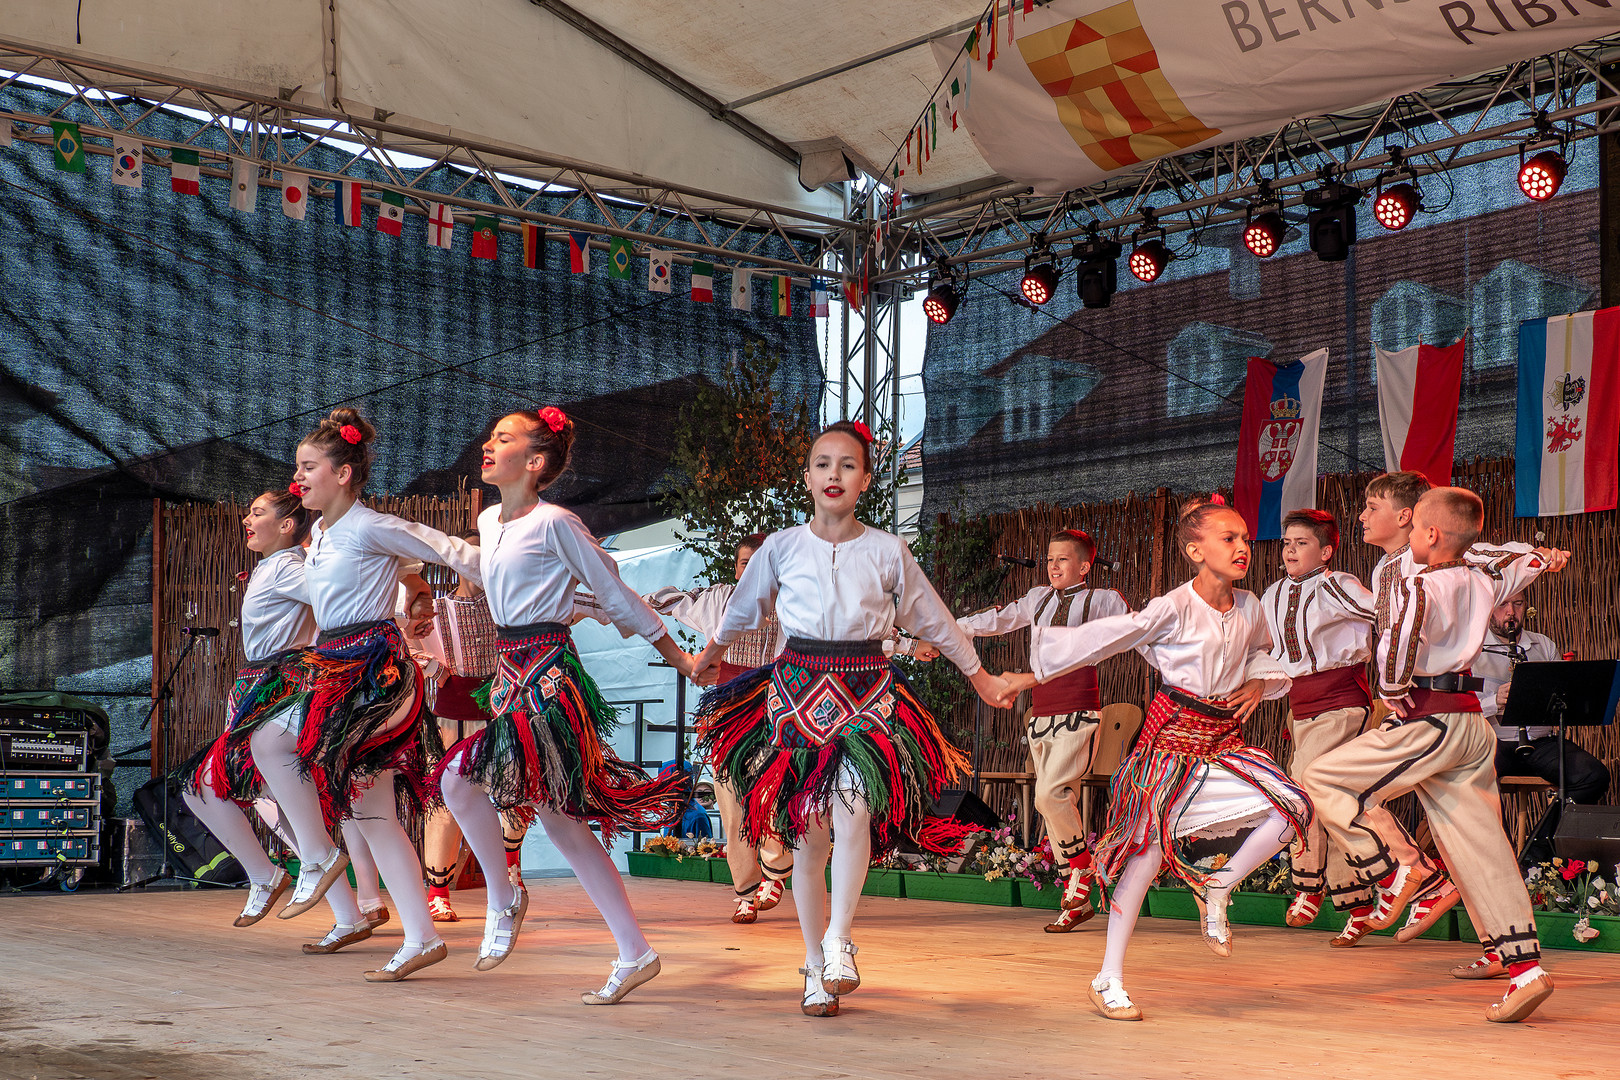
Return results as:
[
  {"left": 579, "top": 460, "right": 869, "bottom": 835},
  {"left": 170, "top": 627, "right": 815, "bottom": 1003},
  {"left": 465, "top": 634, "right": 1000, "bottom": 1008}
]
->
[
  {"left": 1515, "top": 307, "right": 1620, "bottom": 517},
  {"left": 1233, "top": 349, "right": 1328, "bottom": 541}
]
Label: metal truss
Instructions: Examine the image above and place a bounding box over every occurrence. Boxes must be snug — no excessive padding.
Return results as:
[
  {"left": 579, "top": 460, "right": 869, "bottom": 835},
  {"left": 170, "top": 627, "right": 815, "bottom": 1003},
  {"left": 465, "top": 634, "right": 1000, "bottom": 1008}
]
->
[
  {"left": 876, "top": 36, "right": 1620, "bottom": 285},
  {"left": 0, "top": 39, "right": 851, "bottom": 279}
]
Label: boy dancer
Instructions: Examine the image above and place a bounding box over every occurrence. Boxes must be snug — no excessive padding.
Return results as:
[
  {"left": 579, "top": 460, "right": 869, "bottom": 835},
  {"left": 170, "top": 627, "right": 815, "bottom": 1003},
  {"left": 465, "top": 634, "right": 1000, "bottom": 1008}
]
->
[
  {"left": 955, "top": 529, "right": 1128, "bottom": 931},
  {"left": 1304, "top": 487, "right": 1566, "bottom": 1022}
]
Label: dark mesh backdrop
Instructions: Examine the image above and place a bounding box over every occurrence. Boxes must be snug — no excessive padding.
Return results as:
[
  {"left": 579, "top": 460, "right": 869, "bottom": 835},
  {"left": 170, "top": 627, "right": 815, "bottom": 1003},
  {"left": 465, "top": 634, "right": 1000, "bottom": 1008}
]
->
[
  {"left": 921, "top": 148, "right": 1601, "bottom": 521},
  {"left": 0, "top": 85, "right": 822, "bottom": 707}
]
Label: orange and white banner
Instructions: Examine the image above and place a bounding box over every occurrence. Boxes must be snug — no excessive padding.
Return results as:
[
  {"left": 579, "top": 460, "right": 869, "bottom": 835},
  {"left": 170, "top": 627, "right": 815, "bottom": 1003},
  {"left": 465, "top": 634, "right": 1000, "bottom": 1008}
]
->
[{"left": 934, "top": 0, "right": 1620, "bottom": 195}]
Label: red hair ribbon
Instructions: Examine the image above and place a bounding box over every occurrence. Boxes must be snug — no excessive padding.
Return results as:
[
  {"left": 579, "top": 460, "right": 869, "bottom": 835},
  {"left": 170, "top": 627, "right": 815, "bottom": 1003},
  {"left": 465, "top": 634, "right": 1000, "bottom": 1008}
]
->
[
  {"left": 339, "top": 424, "right": 362, "bottom": 445},
  {"left": 538, "top": 406, "right": 567, "bottom": 433},
  {"left": 850, "top": 421, "right": 873, "bottom": 443}
]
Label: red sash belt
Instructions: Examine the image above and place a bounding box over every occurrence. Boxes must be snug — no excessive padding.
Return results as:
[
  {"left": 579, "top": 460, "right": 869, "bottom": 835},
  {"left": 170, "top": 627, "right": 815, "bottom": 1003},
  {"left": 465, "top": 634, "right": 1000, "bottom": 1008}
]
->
[
  {"left": 1288, "top": 665, "right": 1371, "bottom": 721},
  {"left": 1030, "top": 666, "right": 1100, "bottom": 715},
  {"left": 1141, "top": 689, "right": 1242, "bottom": 758},
  {"left": 1405, "top": 687, "right": 1482, "bottom": 717}
]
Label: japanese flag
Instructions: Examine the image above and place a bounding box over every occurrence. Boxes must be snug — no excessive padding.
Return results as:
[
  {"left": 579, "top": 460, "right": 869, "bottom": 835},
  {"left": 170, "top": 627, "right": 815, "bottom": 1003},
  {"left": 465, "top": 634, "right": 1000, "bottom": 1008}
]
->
[{"left": 281, "top": 171, "right": 308, "bottom": 220}]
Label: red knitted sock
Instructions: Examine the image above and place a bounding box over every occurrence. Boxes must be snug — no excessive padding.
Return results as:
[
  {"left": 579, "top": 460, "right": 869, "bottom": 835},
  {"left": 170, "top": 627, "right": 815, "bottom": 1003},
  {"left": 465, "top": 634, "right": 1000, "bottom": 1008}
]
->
[
  {"left": 1069, "top": 851, "right": 1093, "bottom": 872},
  {"left": 427, "top": 884, "right": 451, "bottom": 901},
  {"left": 1506, "top": 959, "right": 1539, "bottom": 980}
]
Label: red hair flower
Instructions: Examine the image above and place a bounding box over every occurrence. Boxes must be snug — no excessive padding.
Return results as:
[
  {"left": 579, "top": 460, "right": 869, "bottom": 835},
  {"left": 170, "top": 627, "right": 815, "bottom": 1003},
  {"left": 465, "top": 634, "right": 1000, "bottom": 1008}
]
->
[
  {"left": 849, "top": 421, "right": 873, "bottom": 443},
  {"left": 288, "top": 482, "right": 303, "bottom": 495},
  {"left": 235, "top": 570, "right": 252, "bottom": 583},
  {"left": 339, "top": 424, "right": 363, "bottom": 445},
  {"left": 1209, "top": 492, "right": 1227, "bottom": 506},
  {"left": 538, "top": 406, "right": 567, "bottom": 433}
]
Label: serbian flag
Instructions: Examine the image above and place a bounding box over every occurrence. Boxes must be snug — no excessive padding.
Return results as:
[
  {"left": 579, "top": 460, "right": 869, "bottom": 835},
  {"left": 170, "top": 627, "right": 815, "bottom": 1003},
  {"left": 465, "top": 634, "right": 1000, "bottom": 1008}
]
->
[
  {"left": 1376, "top": 339, "right": 1465, "bottom": 486},
  {"left": 1234, "top": 349, "right": 1328, "bottom": 541},
  {"left": 334, "top": 180, "right": 363, "bottom": 226},
  {"left": 1514, "top": 308, "right": 1620, "bottom": 517}
]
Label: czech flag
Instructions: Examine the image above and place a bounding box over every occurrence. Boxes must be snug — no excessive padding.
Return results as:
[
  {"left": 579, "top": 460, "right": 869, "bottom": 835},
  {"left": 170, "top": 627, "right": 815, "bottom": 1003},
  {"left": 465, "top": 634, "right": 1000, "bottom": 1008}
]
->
[
  {"left": 1515, "top": 307, "right": 1620, "bottom": 517},
  {"left": 1234, "top": 349, "right": 1328, "bottom": 541},
  {"left": 1376, "top": 339, "right": 1464, "bottom": 487}
]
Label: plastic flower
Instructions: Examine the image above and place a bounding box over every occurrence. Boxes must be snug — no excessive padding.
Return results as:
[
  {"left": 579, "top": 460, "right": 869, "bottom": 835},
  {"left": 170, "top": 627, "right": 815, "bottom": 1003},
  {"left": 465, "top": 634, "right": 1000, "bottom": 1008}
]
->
[
  {"left": 339, "top": 424, "right": 362, "bottom": 444},
  {"left": 538, "top": 406, "right": 567, "bottom": 433},
  {"left": 1562, "top": 861, "right": 1584, "bottom": 882}
]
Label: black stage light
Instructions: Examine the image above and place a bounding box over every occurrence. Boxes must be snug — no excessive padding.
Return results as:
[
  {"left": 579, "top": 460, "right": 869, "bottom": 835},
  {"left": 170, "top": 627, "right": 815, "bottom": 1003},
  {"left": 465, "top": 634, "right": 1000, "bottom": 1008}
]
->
[
  {"left": 1519, "top": 149, "right": 1567, "bottom": 201},
  {"left": 1020, "top": 260, "right": 1060, "bottom": 305},
  {"left": 923, "top": 281, "right": 960, "bottom": 324},
  {"left": 1242, "top": 211, "right": 1285, "bottom": 258},
  {"left": 1373, "top": 182, "right": 1420, "bottom": 230},
  {"left": 1072, "top": 238, "right": 1122, "bottom": 309},
  {"left": 1304, "top": 182, "right": 1360, "bottom": 263},
  {"left": 1128, "top": 238, "right": 1169, "bottom": 283}
]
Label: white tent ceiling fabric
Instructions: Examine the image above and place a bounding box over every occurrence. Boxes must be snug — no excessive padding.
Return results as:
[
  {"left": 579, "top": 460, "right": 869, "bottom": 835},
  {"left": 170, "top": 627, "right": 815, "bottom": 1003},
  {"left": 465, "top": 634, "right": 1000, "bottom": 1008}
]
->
[{"left": 0, "top": 0, "right": 999, "bottom": 213}]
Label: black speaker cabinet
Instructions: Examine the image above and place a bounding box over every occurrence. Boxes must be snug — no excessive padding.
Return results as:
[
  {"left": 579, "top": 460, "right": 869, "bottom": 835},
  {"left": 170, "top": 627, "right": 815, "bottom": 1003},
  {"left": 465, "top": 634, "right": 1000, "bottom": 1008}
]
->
[{"left": 1553, "top": 804, "right": 1620, "bottom": 869}]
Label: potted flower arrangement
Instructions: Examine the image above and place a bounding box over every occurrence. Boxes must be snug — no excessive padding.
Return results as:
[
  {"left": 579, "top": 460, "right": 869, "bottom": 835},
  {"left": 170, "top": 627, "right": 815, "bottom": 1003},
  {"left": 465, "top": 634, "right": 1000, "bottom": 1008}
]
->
[
  {"left": 1459, "top": 858, "right": 1620, "bottom": 953},
  {"left": 625, "top": 835, "right": 716, "bottom": 882}
]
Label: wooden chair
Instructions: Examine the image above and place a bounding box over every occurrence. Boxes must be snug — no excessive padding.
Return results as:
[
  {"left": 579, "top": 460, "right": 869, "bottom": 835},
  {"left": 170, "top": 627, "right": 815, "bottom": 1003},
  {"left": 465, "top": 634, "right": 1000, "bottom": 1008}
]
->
[
  {"left": 1498, "top": 775, "right": 1555, "bottom": 855},
  {"left": 975, "top": 770, "right": 1036, "bottom": 846},
  {"left": 1078, "top": 703, "right": 1146, "bottom": 835}
]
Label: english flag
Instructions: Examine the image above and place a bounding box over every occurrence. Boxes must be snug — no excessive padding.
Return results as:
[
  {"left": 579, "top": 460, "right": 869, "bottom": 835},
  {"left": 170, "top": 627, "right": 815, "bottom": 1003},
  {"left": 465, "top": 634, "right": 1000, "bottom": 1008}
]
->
[
  {"left": 281, "top": 171, "right": 308, "bottom": 220},
  {"left": 1376, "top": 339, "right": 1465, "bottom": 487},
  {"left": 1233, "top": 349, "right": 1328, "bottom": 541},
  {"left": 427, "top": 202, "right": 455, "bottom": 249},
  {"left": 1515, "top": 308, "right": 1620, "bottom": 517}
]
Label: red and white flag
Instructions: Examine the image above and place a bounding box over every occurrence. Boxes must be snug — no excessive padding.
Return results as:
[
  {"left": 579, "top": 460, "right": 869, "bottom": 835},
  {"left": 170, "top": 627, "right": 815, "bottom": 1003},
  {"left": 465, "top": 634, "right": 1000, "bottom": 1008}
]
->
[
  {"left": 334, "top": 180, "right": 363, "bottom": 226},
  {"left": 281, "top": 171, "right": 308, "bottom": 220},
  {"left": 1376, "top": 339, "right": 1465, "bottom": 487},
  {"left": 1515, "top": 308, "right": 1620, "bottom": 517},
  {"left": 427, "top": 202, "right": 455, "bottom": 249}
]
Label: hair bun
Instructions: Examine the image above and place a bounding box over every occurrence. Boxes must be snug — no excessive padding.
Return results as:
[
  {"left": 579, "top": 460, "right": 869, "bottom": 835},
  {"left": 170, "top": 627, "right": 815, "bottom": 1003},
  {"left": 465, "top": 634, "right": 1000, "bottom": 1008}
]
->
[{"left": 327, "top": 407, "right": 375, "bottom": 444}]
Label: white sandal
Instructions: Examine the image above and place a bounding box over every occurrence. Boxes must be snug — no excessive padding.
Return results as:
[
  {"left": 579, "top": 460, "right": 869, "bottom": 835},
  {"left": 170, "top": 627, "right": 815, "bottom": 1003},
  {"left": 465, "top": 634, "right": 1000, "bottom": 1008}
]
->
[
  {"left": 582, "top": 949, "right": 661, "bottom": 1005},
  {"left": 363, "top": 938, "right": 448, "bottom": 982},
  {"left": 234, "top": 868, "right": 289, "bottom": 927},
  {"left": 820, "top": 937, "right": 860, "bottom": 995},
  {"left": 1195, "top": 890, "right": 1233, "bottom": 958},
  {"left": 301, "top": 919, "right": 373, "bottom": 954},
  {"left": 278, "top": 847, "right": 350, "bottom": 920},
  {"left": 1088, "top": 976, "right": 1143, "bottom": 1021},
  {"left": 799, "top": 965, "right": 839, "bottom": 1017},
  {"left": 474, "top": 888, "right": 530, "bottom": 972}
]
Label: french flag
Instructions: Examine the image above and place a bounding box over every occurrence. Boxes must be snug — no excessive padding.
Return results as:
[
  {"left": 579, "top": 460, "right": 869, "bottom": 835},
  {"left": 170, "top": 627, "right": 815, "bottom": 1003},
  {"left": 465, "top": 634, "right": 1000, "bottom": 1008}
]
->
[
  {"left": 334, "top": 180, "right": 364, "bottom": 227},
  {"left": 1234, "top": 349, "right": 1327, "bottom": 540},
  {"left": 1515, "top": 308, "right": 1620, "bottom": 517},
  {"left": 1376, "top": 339, "right": 1465, "bottom": 486}
]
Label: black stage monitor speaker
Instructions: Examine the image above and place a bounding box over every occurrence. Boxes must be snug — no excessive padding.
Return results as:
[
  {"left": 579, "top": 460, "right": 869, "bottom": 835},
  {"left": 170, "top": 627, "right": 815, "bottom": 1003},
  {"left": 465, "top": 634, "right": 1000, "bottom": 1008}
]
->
[
  {"left": 928, "top": 788, "right": 1001, "bottom": 831},
  {"left": 131, "top": 775, "right": 247, "bottom": 885},
  {"left": 1553, "top": 804, "right": 1620, "bottom": 869}
]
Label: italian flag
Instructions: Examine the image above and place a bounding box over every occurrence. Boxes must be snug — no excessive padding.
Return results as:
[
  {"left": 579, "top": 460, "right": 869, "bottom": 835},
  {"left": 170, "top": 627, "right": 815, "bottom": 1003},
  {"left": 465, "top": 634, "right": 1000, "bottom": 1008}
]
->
[
  {"left": 691, "top": 261, "right": 714, "bottom": 302},
  {"left": 170, "top": 148, "right": 200, "bottom": 195},
  {"left": 773, "top": 275, "right": 791, "bottom": 317}
]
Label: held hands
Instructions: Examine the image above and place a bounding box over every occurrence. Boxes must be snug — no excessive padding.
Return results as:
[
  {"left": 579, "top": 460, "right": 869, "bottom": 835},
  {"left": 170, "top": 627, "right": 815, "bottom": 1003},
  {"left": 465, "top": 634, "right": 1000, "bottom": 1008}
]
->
[
  {"left": 913, "top": 642, "right": 941, "bottom": 662},
  {"left": 690, "top": 641, "right": 726, "bottom": 685},
  {"left": 990, "top": 670, "right": 1040, "bottom": 709},
  {"left": 1533, "top": 546, "right": 1571, "bottom": 573},
  {"left": 968, "top": 668, "right": 1017, "bottom": 709},
  {"left": 1227, "top": 678, "right": 1266, "bottom": 722}
]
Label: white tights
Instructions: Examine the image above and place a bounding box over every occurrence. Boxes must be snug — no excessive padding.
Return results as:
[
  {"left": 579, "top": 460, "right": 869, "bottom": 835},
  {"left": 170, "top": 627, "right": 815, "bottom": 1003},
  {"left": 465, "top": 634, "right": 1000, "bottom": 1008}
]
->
[
  {"left": 1095, "top": 809, "right": 1296, "bottom": 984},
  {"left": 791, "top": 788, "right": 872, "bottom": 968},
  {"left": 439, "top": 748, "right": 650, "bottom": 962}
]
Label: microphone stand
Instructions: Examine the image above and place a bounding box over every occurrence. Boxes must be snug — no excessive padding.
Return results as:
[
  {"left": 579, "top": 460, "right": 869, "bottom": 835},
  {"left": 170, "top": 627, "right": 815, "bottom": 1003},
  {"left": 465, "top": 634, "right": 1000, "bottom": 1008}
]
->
[{"left": 121, "top": 632, "right": 222, "bottom": 892}]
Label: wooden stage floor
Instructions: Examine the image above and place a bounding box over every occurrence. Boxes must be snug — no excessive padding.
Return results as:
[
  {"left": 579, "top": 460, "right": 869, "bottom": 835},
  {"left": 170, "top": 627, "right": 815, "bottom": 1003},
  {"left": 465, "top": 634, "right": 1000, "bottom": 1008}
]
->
[{"left": 1, "top": 877, "right": 1616, "bottom": 1080}]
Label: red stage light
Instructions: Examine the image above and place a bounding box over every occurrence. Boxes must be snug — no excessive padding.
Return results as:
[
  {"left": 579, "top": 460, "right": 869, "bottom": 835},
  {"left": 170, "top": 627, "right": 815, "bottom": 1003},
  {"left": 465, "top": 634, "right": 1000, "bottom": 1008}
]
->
[
  {"left": 1518, "top": 150, "right": 1567, "bottom": 201},
  {"left": 923, "top": 282, "right": 959, "bottom": 324},
  {"left": 1242, "top": 212, "right": 1285, "bottom": 259},
  {"left": 1373, "top": 182, "right": 1419, "bottom": 231},
  {"left": 1020, "top": 261, "right": 1059, "bottom": 305},
  {"left": 1128, "top": 239, "right": 1168, "bottom": 283}
]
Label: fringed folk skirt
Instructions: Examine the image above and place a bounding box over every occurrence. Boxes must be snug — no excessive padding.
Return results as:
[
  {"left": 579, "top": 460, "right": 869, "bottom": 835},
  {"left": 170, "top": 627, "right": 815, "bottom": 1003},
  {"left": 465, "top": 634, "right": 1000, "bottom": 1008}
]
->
[
  {"left": 175, "top": 647, "right": 306, "bottom": 805},
  {"left": 1096, "top": 687, "right": 1312, "bottom": 888},
  {"left": 291, "top": 619, "right": 441, "bottom": 825},
  {"left": 695, "top": 637, "right": 972, "bottom": 857},
  {"left": 431, "top": 622, "right": 687, "bottom": 839}
]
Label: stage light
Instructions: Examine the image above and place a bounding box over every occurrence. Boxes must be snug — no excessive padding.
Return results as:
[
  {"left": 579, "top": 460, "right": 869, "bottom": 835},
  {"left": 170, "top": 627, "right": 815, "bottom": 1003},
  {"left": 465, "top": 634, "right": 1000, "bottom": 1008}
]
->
[
  {"left": 1519, "top": 149, "right": 1567, "bottom": 201},
  {"left": 923, "top": 281, "right": 959, "bottom": 324},
  {"left": 1243, "top": 211, "right": 1285, "bottom": 258},
  {"left": 1373, "top": 182, "right": 1420, "bottom": 230},
  {"left": 1072, "top": 237, "right": 1122, "bottom": 309},
  {"left": 1304, "top": 181, "right": 1360, "bottom": 263},
  {"left": 1128, "top": 239, "right": 1169, "bottom": 283},
  {"left": 1020, "top": 260, "right": 1060, "bottom": 305}
]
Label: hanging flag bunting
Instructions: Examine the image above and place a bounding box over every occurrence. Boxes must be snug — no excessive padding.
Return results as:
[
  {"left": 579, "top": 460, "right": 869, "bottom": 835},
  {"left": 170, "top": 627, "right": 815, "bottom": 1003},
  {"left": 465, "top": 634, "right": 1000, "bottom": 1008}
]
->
[
  {"left": 110, "top": 137, "right": 142, "bottom": 188},
  {"left": 809, "top": 280, "right": 829, "bottom": 318},
  {"left": 281, "top": 170, "right": 308, "bottom": 220},
  {"left": 567, "top": 232, "right": 591, "bottom": 273},
  {"left": 773, "top": 276, "right": 791, "bottom": 317},
  {"left": 51, "top": 122, "right": 85, "bottom": 173},
  {"left": 0, "top": 119, "right": 11, "bottom": 148},
  {"left": 690, "top": 261, "right": 714, "bottom": 302},
  {"left": 1376, "top": 339, "right": 1465, "bottom": 487},
  {"left": 1515, "top": 308, "right": 1620, "bottom": 518},
  {"left": 170, "top": 148, "right": 200, "bottom": 194},
  {"left": 732, "top": 269, "right": 753, "bottom": 311},
  {"left": 471, "top": 216, "right": 499, "bottom": 259},
  {"left": 522, "top": 223, "right": 545, "bottom": 269},
  {"left": 967, "top": 22, "right": 982, "bottom": 61},
  {"left": 1234, "top": 349, "right": 1329, "bottom": 541},
  {"left": 334, "top": 180, "right": 363, "bottom": 226},
  {"left": 988, "top": 3, "right": 998, "bottom": 70},
  {"left": 607, "top": 237, "right": 634, "bottom": 280},
  {"left": 427, "top": 202, "right": 455, "bottom": 249},
  {"left": 377, "top": 191, "right": 406, "bottom": 236},
  {"left": 647, "top": 249, "right": 672, "bottom": 293},
  {"left": 229, "top": 157, "right": 258, "bottom": 212}
]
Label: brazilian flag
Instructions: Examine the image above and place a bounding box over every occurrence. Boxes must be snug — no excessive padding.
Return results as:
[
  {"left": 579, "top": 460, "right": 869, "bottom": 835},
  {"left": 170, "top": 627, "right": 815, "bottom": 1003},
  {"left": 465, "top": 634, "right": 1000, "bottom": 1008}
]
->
[
  {"left": 51, "top": 121, "right": 86, "bottom": 173},
  {"left": 608, "top": 236, "right": 633, "bottom": 280}
]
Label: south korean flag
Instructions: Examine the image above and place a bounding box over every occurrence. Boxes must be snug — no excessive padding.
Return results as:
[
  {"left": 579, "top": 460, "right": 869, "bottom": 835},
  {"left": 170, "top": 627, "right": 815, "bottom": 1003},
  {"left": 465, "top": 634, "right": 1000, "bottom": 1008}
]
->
[{"left": 111, "top": 137, "right": 143, "bottom": 188}]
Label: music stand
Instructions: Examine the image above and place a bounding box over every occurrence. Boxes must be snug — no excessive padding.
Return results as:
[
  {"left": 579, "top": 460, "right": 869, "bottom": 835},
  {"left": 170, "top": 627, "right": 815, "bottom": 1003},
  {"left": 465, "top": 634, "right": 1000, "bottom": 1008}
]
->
[{"left": 1500, "top": 659, "right": 1619, "bottom": 809}]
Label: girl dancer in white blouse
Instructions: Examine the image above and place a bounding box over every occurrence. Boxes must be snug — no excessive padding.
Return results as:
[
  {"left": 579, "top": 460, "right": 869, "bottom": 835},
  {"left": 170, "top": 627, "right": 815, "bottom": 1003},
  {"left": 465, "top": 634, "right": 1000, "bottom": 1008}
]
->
[
  {"left": 692, "top": 421, "right": 1012, "bottom": 1018},
  {"left": 250, "top": 408, "right": 480, "bottom": 982},
  {"left": 1004, "top": 496, "right": 1310, "bottom": 1021},
  {"left": 179, "top": 490, "right": 386, "bottom": 939},
  {"left": 435, "top": 408, "right": 690, "bottom": 1003}
]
